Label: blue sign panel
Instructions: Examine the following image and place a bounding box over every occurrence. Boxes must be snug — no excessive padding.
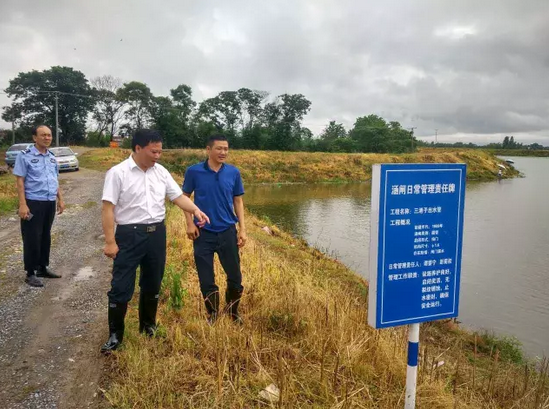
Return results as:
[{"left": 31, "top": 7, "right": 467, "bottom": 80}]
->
[{"left": 368, "top": 164, "right": 466, "bottom": 329}]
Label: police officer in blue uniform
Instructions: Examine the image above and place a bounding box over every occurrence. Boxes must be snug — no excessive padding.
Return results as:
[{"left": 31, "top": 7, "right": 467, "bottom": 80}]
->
[{"left": 13, "top": 125, "right": 65, "bottom": 287}]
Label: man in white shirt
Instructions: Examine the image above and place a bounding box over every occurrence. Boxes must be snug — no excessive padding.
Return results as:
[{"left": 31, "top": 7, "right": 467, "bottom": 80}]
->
[{"left": 100, "top": 129, "right": 209, "bottom": 353}]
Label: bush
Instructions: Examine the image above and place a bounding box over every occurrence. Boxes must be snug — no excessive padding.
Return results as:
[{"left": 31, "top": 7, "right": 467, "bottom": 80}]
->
[
  {"left": 477, "top": 332, "right": 525, "bottom": 364},
  {"left": 85, "top": 132, "right": 111, "bottom": 147},
  {"left": 120, "top": 137, "right": 132, "bottom": 149}
]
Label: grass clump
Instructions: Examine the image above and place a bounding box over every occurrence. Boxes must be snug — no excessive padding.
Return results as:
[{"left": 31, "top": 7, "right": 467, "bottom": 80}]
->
[
  {"left": 475, "top": 333, "right": 525, "bottom": 365},
  {"left": 0, "top": 173, "right": 18, "bottom": 216}
]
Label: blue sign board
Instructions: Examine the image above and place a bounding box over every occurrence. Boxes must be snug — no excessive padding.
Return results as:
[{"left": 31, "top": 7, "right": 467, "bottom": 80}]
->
[{"left": 368, "top": 164, "right": 466, "bottom": 329}]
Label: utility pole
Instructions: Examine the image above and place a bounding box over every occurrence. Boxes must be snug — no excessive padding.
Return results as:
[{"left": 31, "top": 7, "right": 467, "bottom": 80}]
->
[
  {"left": 11, "top": 121, "right": 15, "bottom": 145},
  {"left": 410, "top": 127, "right": 417, "bottom": 151},
  {"left": 435, "top": 128, "right": 438, "bottom": 145},
  {"left": 54, "top": 91, "right": 59, "bottom": 147}
]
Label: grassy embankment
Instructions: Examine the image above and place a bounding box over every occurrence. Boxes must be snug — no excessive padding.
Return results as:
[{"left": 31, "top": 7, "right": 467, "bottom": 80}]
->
[
  {"left": 78, "top": 147, "right": 519, "bottom": 184},
  {"left": 103, "top": 207, "right": 549, "bottom": 408}
]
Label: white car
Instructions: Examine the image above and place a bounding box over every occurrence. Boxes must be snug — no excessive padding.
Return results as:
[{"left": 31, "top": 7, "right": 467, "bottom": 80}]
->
[{"left": 49, "top": 147, "right": 79, "bottom": 171}]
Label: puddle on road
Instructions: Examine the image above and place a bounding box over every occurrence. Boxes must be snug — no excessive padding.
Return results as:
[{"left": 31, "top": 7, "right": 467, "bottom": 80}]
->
[{"left": 74, "top": 266, "right": 95, "bottom": 282}]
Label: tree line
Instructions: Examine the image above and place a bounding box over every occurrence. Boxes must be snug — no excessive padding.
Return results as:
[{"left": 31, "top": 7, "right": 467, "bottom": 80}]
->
[
  {"left": 1, "top": 66, "right": 416, "bottom": 153},
  {"left": 418, "top": 135, "right": 548, "bottom": 150}
]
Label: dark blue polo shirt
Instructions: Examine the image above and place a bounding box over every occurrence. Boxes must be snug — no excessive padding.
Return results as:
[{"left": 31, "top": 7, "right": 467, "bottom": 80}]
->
[{"left": 182, "top": 161, "right": 244, "bottom": 233}]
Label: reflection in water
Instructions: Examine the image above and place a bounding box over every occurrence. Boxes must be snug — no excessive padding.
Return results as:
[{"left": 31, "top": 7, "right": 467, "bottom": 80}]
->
[
  {"left": 246, "top": 158, "right": 549, "bottom": 358},
  {"left": 247, "top": 184, "right": 371, "bottom": 272}
]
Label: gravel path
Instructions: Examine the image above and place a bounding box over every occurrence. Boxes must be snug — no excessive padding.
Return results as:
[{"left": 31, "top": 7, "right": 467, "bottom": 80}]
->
[{"left": 0, "top": 167, "right": 112, "bottom": 409}]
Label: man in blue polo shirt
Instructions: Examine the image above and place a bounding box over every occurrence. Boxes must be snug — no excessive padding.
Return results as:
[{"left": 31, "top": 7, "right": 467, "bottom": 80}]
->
[
  {"left": 183, "top": 134, "right": 247, "bottom": 323},
  {"left": 13, "top": 125, "right": 65, "bottom": 287}
]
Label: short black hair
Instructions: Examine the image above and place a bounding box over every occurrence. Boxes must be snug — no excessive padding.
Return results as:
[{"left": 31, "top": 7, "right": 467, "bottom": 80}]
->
[
  {"left": 32, "top": 125, "right": 50, "bottom": 136},
  {"left": 132, "top": 129, "right": 162, "bottom": 152},
  {"left": 207, "top": 133, "right": 228, "bottom": 147}
]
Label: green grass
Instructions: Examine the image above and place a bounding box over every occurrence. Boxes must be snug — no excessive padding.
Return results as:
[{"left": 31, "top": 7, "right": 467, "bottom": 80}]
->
[{"left": 476, "top": 332, "right": 525, "bottom": 365}]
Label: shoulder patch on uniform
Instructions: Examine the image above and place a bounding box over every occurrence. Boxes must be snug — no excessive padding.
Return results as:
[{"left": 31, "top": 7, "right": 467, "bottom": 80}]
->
[
  {"left": 23, "top": 148, "right": 31, "bottom": 154},
  {"left": 50, "top": 158, "right": 57, "bottom": 163},
  {"left": 31, "top": 158, "right": 39, "bottom": 163}
]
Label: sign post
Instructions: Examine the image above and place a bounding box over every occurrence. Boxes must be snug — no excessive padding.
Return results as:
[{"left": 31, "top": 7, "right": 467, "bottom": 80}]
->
[
  {"left": 405, "top": 323, "right": 420, "bottom": 408},
  {"left": 368, "top": 164, "right": 466, "bottom": 408}
]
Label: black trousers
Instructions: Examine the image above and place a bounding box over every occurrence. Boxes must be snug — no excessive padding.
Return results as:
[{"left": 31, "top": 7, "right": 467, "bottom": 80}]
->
[
  {"left": 193, "top": 225, "right": 243, "bottom": 298},
  {"left": 107, "top": 222, "right": 166, "bottom": 304},
  {"left": 20, "top": 200, "right": 56, "bottom": 275}
]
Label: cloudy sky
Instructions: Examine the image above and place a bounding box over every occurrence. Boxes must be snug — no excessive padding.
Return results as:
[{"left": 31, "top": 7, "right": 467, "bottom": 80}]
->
[{"left": 1, "top": 0, "right": 548, "bottom": 144}]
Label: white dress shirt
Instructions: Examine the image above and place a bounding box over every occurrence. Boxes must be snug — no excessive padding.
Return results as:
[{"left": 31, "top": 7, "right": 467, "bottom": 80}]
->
[{"left": 102, "top": 155, "right": 183, "bottom": 225}]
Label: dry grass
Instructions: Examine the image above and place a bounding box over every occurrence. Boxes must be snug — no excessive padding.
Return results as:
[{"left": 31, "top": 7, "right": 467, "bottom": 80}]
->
[
  {"left": 78, "top": 148, "right": 518, "bottom": 184},
  {"left": 104, "top": 208, "right": 549, "bottom": 408},
  {"left": 0, "top": 172, "right": 18, "bottom": 216}
]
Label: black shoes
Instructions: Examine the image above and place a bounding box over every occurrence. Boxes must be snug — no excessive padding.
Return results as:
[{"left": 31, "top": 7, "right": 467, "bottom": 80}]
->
[
  {"left": 25, "top": 266, "right": 60, "bottom": 287},
  {"left": 37, "top": 266, "right": 62, "bottom": 278},
  {"left": 139, "top": 292, "right": 159, "bottom": 337},
  {"left": 25, "top": 274, "right": 44, "bottom": 287},
  {"left": 101, "top": 302, "right": 128, "bottom": 354}
]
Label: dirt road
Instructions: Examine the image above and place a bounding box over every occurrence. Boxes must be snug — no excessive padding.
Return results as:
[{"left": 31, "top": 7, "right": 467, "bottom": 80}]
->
[{"left": 0, "top": 167, "right": 111, "bottom": 408}]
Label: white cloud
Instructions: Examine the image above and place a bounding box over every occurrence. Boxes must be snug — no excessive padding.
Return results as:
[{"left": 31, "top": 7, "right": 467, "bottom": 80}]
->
[{"left": 434, "top": 26, "right": 477, "bottom": 40}]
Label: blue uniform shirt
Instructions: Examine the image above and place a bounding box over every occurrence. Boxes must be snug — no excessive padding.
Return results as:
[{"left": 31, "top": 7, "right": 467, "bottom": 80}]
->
[
  {"left": 182, "top": 161, "right": 244, "bottom": 233},
  {"left": 13, "top": 145, "right": 59, "bottom": 201}
]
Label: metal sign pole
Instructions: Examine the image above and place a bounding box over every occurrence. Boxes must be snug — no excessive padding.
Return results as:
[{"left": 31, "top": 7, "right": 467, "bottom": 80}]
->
[{"left": 405, "top": 323, "right": 420, "bottom": 408}]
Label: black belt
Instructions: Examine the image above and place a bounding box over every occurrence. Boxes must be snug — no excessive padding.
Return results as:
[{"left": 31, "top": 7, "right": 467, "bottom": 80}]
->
[{"left": 118, "top": 221, "right": 164, "bottom": 233}]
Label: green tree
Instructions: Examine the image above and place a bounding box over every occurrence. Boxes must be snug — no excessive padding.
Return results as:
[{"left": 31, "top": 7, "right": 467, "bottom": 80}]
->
[
  {"left": 90, "top": 75, "right": 125, "bottom": 139},
  {"left": 502, "top": 136, "right": 522, "bottom": 149},
  {"left": 117, "top": 81, "right": 153, "bottom": 135},
  {"left": 240, "top": 124, "right": 269, "bottom": 150},
  {"left": 263, "top": 93, "right": 311, "bottom": 151},
  {"left": 150, "top": 96, "right": 180, "bottom": 148},
  {"left": 237, "top": 88, "right": 268, "bottom": 130},
  {"left": 349, "top": 115, "right": 390, "bottom": 152},
  {"left": 149, "top": 84, "right": 198, "bottom": 148},
  {"left": 349, "top": 115, "right": 414, "bottom": 153},
  {"left": 388, "top": 121, "right": 415, "bottom": 153},
  {"left": 170, "top": 84, "right": 196, "bottom": 121},
  {"left": 198, "top": 91, "right": 242, "bottom": 138},
  {"left": 318, "top": 121, "right": 348, "bottom": 151},
  {"left": 2, "top": 66, "right": 94, "bottom": 145},
  {"left": 529, "top": 143, "right": 544, "bottom": 150},
  {"left": 193, "top": 119, "right": 219, "bottom": 147},
  {"left": 321, "top": 121, "right": 347, "bottom": 141}
]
